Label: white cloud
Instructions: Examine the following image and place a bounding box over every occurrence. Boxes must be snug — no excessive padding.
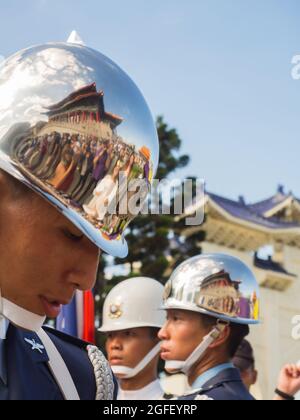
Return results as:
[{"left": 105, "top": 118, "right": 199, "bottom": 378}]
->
[{"left": 0, "top": 47, "right": 95, "bottom": 137}]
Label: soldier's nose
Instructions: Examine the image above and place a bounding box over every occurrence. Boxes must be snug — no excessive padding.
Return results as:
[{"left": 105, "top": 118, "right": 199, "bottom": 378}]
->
[
  {"left": 110, "top": 339, "right": 122, "bottom": 351},
  {"left": 158, "top": 324, "right": 168, "bottom": 340}
]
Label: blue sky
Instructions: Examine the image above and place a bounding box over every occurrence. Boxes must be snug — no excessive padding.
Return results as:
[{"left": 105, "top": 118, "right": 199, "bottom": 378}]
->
[{"left": 1, "top": 0, "right": 300, "bottom": 203}]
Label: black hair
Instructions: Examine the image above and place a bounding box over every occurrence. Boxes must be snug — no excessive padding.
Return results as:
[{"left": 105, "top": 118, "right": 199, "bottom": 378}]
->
[{"left": 227, "top": 323, "right": 250, "bottom": 358}]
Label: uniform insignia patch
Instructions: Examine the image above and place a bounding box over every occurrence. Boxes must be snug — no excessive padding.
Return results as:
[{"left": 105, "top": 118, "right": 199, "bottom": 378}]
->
[
  {"left": 24, "top": 338, "right": 45, "bottom": 354},
  {"left": 109, "top": 303, "right": 123, "bottom": 319}
]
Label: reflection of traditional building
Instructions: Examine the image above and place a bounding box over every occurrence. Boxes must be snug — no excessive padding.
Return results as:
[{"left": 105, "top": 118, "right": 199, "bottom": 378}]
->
[
  {"left": 179, "top": 186, "right": 300, "bottom": 399},
  {"left": 12, "top": 82, "right": 152, "bottom": 241},
  {"left": 201, "top": 269, "right": 240, "bottom": 291},
  {"left": 198, "top": 270, "right": 242, "bottom": 317},
  {"left": 42, "top": 83, "right": 123, "bottom": 139}
]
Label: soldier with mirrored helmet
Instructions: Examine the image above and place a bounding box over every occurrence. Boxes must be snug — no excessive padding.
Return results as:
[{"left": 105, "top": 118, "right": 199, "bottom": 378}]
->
[
  {"left": 159, "top": 254, "right": 260, "bottom": 401},
  {"left": 0, "top": 40, "right": 158, "bottom": 400}
]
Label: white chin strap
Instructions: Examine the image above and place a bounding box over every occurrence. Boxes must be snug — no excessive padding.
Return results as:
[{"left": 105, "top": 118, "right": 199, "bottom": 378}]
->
[
  {"left": 165, "top": 321, "right": 227, "bottom": 375},
  {"left": 111, "top": 342, "right": 161, "bottom": 379},
  {"left": 0, "top": 289, "right": 46, "bottom": 337}
]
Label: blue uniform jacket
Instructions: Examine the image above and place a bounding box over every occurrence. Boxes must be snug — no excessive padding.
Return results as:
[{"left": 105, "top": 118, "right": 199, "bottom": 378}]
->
[
  {"left": 0, "top": 324, "right": 117, "bottom": 400},
  {"left": 179, "top": 368, "right": 255, "bottom": 401}
]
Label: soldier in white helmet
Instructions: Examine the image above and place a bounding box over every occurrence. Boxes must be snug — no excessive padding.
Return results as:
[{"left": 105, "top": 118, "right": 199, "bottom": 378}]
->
[
  {"left": 159, "top": 254, "right": 260, "bottom": 401},
  {"left": 99, "top": 277, "right": 166, "bottom": 400}
]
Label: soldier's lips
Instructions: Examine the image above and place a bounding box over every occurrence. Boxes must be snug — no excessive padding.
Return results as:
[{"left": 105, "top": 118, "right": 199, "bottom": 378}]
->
[
  {"left": 160, "top": 347, "right": 171, "bottom": 360},
  {"left": 40, "top": 296, "right": 63, "bottom": 318},
  {"left": 109, "top": 357, "right": 123, "bottom": 365}
]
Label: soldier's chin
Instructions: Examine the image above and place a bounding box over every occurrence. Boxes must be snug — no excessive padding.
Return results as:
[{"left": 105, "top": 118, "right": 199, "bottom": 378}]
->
[{"left": 160, "top": 351, "right": 172, "bottom": 361}]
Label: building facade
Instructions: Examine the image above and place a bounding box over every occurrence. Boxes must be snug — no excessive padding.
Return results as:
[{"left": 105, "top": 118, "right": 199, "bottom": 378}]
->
[{"left": 181, "top": 186, "right": 300, "bottom": 399}]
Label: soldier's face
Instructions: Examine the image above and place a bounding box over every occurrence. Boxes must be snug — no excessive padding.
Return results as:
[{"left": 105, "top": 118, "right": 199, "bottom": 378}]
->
[
  {"left": 240, "top": 367, "right": 258, "bottom": 391},
  {"left": 0, "top": 175, "right": 100, "bottom": 318},
  {"left": 159, "top": 309, "right": 207, "bottom": 362},
  {"left": 105, "top": 327, "right": 159, "bottom": 378}
]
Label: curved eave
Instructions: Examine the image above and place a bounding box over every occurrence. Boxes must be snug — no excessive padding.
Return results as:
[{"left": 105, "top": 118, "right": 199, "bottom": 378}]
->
[
  {"left": 292, "top": 199, "right": 300, "bottom": 213},
  {"left": 208, "top": 197, "right": 300, "bottom": 236},
  {"left": 263, "top": 196, "right": 294, "bottom": 218}
]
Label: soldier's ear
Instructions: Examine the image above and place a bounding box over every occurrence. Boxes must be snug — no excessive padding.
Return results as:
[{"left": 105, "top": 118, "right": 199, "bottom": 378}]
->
[
  {"left": 209, "top": 324, "right": 231, "bottom": 350},
  {"left": 252, "top": 369, "right": 258, "bottom": 385}
]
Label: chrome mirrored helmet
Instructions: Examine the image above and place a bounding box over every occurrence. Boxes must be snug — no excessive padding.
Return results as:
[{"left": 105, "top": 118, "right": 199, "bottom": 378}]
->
[
  {"left": 0, "top": 43, "right": 159, "bottom": 258},
  {"left": 163, "top": 254, "right": 260, "bottom": 325}
]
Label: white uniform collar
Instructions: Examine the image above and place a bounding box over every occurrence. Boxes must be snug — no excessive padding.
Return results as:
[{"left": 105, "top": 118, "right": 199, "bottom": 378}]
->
[
  {"left": 118, "top": 379, "right": 164, "bottom": 401},
  {"left": 0, "top": 318, "right": 9, "bottom": 340},
  {"left": 0, "top": 319, "right": 9, "bottom": 385},
  {"left": 0, "top": 295, "right": 45, "bottom": 339}
]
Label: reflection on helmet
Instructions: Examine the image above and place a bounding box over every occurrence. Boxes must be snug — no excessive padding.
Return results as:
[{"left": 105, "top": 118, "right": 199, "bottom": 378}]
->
[
  {"left": 0, "top": 44, "right": 159, "bottom": 258},
  {"left": 163, "top": 254, "right": 260, "bottom": 325},
  {"left": 11, "top": 83, "right": 152, "bottom": 239}
]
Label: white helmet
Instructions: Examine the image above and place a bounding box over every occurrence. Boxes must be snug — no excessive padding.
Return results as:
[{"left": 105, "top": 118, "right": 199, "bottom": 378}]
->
[
  {"left": 99, "top": 277, "right": 166, "bottom": 333},
  {"left": 99, "top": 277, "right": 165, "bottom": 379}
]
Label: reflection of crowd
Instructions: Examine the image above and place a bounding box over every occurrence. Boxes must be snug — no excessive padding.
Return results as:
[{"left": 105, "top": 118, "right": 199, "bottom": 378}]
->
[{"left": 14, "top": 130, "right": 151, "bottom": 237}]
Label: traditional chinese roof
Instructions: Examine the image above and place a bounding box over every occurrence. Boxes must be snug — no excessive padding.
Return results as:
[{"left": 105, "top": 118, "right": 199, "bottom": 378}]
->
[
  {"left": 201, "top": 270, "right": 241, "bottom": 289},
  {"left": 181, "top": 187, "right": 300, "bottom": 250},
  {"left": 248, "top": 186, "right": 300, "bottom": 218},
  {"left": 207, "top": 192, "right": 300, "bottom": 231},
  {"left": 47, "top": 83, "right": 98, "bottom": 110},
  {"left": 46, "top": 83, "right": 123, "bottom": 127}
]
